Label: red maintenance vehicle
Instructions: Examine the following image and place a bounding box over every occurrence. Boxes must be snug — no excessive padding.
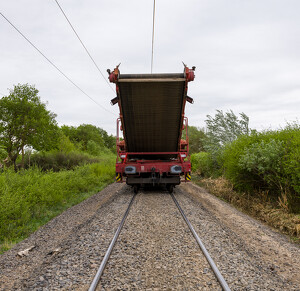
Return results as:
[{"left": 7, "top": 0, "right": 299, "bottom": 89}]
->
[{"left": 108, "top": 64, "right": 195, "bottom": 193}]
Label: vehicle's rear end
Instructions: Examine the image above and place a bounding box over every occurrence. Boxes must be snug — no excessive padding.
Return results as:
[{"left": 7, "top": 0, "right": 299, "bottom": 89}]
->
[{"left": 109, "top": 65, "right": 195, "bottom": 192}]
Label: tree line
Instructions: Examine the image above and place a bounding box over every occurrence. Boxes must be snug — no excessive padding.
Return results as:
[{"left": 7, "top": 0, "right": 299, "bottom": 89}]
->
[{"left": 0, "top": 84, "right": 115, "bottom": 171}]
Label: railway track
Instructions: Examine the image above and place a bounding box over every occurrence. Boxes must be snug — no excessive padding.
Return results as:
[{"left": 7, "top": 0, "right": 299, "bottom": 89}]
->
[
  {"left": 1, "top": 183, "right": 299, "bottom": 290},
  {"left": 89, "top": 191, "right": 231, "bottom": 291}
]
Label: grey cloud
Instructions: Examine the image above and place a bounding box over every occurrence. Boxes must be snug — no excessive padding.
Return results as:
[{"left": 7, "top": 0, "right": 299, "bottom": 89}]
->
[{"left": 1, "top": 0, "right": 299, "bottom": 135}]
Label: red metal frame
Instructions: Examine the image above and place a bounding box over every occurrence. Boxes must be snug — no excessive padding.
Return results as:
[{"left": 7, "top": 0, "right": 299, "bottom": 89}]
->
[
  {"left": 111, "top": 65, "right": 194, "bottom": 184},
  {"left": 115, "top": 117, "right": 191, "bottom": 183}
]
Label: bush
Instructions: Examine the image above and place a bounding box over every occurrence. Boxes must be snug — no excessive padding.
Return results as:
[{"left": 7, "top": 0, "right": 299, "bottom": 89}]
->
[
  {"left": 23, "top": 151, "right": 107, "bottom": 171},
  {"left": 58, "top": 134, "right": 76, "bottom": 153},
  {"left": 191, "top": 152, "right": 220, "bottom": 177},
  {"left": 239, "top": 139, "right": 284, "bottom": 189},
  {"left": 282, "top": 124, "right": 300, "bottom": 196},
  {"left": 222, "top": 124, "right": 300, "bottom": 212}
]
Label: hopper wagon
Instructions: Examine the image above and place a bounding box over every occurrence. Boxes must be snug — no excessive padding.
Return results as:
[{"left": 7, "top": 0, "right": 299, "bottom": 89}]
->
[{"left": 108, "top": 64, "right": 195, "bottom": 193}]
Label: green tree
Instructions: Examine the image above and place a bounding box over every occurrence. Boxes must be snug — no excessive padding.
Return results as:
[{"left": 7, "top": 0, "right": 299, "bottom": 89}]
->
[
  {"left": 60, "top": 125, "right": 78, "bottom": 144},
  {"left": 77, "top": 124, "right": 104, "bottom": 151},
  {"left": 57, "top": 132, "right": 76, "bottom": 153},
  {"left": 205, "top": 109, "right": 250, "bottom": 153},
  {"left": 188, "top": 126, "right": 206, "bottom": 154},
  {"left": 98, "top": 128, "right": 115, "bottom": 152},
  {"left": 0, "top": 84, "right": 58, "bottom": 170},
  {"left": 61, "top": 124, "right": 115, "bottom": 153},
  {"left": 86, "top": 140, "right": 102, "bottom": 156}
]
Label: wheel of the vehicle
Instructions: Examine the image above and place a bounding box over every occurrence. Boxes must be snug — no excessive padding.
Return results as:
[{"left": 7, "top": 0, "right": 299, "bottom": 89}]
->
[
  {"left": 167, "top": 184, "right": 174, "bottom": 193},
  {"left": 133, "top": 185, "right": 139, "bottom": 194}
]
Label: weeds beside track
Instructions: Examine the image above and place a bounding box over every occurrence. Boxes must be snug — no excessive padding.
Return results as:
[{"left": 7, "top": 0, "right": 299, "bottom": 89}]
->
[{"left": 0, "top": 162, "right": 115, "bottom": 253}]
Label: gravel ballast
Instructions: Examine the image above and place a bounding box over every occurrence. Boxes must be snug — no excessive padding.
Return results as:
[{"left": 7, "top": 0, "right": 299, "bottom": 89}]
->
[
  {"left": 99, "top": 190, "right": 220, "bottom": 290},
  {"left": 0, "top": 182, "right": 299, "bottom": 290},
  {"left": 0, "top": 183, "right": 127, "bottom": 290}
]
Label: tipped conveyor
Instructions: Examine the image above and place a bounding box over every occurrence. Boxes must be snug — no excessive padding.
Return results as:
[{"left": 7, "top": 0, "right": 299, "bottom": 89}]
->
[{"left": 118, "top": 73, "right": 186, "bottom": 153}]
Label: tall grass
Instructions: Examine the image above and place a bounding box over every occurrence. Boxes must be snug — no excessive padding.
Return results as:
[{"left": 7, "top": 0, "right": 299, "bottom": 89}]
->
[{"left": 0, "top": 161, "right": 115, "bottom": 252}]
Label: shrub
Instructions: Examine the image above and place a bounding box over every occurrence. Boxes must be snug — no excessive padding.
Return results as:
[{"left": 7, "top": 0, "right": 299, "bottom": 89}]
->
[
  {"left": 58, "top": 134, "right": 76, "bottom": 153},
  {"left": 281, "top": 123, "right": 300, "bottom": 196},
  {"left": 239, "top": 139, "right": 284, "bottom": 190},
  {"left": 222, "top": 124, "right": 300, "bottom": 212},
  {"left": 191, "top": 152, "right": 220, "bottom": 177},
  {"left": 23, "top": 151, "right": 103, "bottom": 171},
  {"left": 87, "top": 140, "right": 103, "bottom": 156}
]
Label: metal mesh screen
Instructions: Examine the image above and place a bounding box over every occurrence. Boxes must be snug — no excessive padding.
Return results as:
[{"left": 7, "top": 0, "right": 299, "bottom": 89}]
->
[{"left": 119, "top": 80, "right": 185, "bottom": 153}]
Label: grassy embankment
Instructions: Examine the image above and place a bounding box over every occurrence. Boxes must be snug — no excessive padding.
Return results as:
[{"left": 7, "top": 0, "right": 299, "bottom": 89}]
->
[
  {"left": 0, "top": 152, "right": 115, "bottom": 253},
  {"left": 191, "top": 124, "right": 300, "bottom": 242}
]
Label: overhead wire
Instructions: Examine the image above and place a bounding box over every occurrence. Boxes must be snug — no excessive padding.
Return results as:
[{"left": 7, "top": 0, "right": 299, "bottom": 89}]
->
[
  {"left": 151, "top": 0, "right": 156, "bottom": 73},
  {"left": 53, "top": 0, "right": 114, "bottom": 92},
  {"left": 0, "top": 12, "right": 116, "bottom": 116}
]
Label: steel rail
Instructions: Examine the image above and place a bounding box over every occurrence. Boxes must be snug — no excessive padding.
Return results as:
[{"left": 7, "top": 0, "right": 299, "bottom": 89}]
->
[
  {"left": 89, "top": 194, "right": 136, "bottom": 291},
  {"left": 170, "top": 193, "right": 231, "bottom": 291}
]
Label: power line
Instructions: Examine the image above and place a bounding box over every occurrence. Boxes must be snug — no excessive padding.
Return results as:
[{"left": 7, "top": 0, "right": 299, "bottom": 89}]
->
[
  {"left": 53, "top": 0, "right": 114, "bottom": 92},
  {"left": 151, "top": 0, "right": 156, "bottom": 74},
  {"left": 0, "top": 12, "right": 116, "bottom": 116}
]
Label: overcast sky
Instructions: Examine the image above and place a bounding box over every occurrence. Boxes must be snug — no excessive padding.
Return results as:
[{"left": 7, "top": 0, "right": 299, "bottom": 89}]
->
[{"left": 1, "top": 0, "right": 299, "bottom": 135}]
